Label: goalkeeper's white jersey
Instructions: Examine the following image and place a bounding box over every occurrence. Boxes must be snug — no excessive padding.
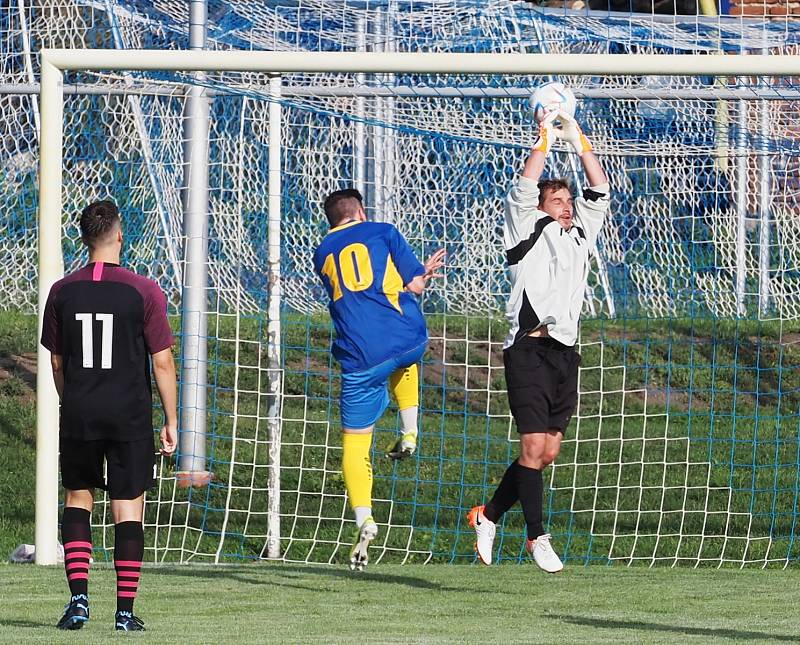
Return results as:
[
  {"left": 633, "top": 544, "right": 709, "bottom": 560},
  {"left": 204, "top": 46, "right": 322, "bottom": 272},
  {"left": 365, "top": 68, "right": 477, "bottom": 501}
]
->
[{"left": 503, "top": 175, "right": 609, "bottom": 349}]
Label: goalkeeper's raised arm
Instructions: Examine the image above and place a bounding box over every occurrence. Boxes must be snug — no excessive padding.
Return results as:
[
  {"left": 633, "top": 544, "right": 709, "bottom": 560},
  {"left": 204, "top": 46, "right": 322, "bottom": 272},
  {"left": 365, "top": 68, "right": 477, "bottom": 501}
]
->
[
  {"left": 518, "top": 110, "right": 559, "bottom": 183},
  {"left": 554, "top": 109, "right": 607, "bottom": 186},
  {"left": 554, "top": 110, "right": 610, "bottom": 248}
]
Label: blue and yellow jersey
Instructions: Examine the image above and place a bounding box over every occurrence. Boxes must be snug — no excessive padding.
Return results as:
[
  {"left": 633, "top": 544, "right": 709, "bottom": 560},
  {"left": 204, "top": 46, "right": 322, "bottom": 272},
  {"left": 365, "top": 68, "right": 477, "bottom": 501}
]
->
[{"left": 313, "top": 220, "right": 427, "bottom": 373}]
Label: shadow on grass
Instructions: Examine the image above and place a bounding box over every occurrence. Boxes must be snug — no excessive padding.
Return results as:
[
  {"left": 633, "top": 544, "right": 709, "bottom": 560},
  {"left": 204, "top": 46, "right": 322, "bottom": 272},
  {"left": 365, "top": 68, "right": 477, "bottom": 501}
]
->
[
  {"left": 549, "top": 614, "right": 797, "bottom": 643},
  {"left": 145, "top": 563, "right": 467, "bottom": 592},
  {"left": 0, "top": 619, "right": 52, "bottom": 629}
]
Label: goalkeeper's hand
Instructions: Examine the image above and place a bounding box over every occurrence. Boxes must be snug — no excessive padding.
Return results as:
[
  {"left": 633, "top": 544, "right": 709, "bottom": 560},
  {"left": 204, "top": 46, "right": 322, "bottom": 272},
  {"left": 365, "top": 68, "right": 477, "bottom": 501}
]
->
[
  {"left": 531, "top": 110, "right": 559, "bottom": 156},
  {"left": 553, "top": 110, "right": 593, "bottom": 156}
]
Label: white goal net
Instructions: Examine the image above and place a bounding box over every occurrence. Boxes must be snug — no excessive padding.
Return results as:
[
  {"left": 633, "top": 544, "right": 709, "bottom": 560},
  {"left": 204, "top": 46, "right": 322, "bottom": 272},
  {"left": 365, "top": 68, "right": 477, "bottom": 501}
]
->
[{"left": 4, "top": 1, "right": 799, "bottom": 568}]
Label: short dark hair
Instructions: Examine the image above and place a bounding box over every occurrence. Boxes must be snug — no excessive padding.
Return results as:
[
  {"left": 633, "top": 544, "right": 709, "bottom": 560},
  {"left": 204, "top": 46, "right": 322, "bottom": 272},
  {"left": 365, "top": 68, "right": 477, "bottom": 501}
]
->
[
  {"left": 537, "top": 179, "right": 572, "bottom": 207},
  {"left": 80, "top": 200, "right": 120, "bottom": 249},
  {"left": 323, "top": 188, "right": 363, "bottom": 227}
]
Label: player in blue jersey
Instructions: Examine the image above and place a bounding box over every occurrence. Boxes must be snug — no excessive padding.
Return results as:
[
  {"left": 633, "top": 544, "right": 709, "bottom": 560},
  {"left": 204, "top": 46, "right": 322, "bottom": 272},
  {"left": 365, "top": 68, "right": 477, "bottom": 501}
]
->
[{"left": 313, "top": 188, "right": 445, "bottom": 571}]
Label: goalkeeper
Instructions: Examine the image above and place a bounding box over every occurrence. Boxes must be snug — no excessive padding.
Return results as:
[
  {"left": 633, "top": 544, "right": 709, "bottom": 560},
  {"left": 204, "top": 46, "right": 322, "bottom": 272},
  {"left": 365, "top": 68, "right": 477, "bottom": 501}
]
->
[
  {"left": 469, "top": 110, "right": 609, "bottom": 572},
  {"left": 313, "top": 188, "right": 445, "bottom": 571}
]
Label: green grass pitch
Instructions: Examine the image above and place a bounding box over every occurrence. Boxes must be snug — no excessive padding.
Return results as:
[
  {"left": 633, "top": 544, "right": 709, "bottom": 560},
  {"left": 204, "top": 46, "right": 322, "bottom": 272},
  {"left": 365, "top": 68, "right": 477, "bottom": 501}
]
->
[{"left": 1, "top": 564, "right": 799, "bottom": 644}]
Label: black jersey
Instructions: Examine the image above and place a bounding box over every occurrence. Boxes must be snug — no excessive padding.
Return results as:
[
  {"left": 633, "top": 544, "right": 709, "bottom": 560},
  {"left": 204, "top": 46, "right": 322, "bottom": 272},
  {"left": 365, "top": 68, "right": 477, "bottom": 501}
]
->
[{"left": 41, "top": 262, "right": 174, "bottom": 441}]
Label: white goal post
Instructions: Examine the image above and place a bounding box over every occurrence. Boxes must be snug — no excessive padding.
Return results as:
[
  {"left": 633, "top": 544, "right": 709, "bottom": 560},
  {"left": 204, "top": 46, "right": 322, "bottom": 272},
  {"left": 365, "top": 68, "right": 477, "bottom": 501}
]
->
[{"left": 35, "top": 50, "right": 800, "bottom": 565}]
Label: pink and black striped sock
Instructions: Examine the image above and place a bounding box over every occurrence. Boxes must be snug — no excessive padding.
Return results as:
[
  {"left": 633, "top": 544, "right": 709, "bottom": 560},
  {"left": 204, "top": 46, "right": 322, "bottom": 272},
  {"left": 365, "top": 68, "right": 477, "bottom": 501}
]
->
[
  {"left": 62, "top": 507, "right": 92, "bottom": 597},
  {"left": 114, "top": 521, "right": 144, "bottom": 614}
]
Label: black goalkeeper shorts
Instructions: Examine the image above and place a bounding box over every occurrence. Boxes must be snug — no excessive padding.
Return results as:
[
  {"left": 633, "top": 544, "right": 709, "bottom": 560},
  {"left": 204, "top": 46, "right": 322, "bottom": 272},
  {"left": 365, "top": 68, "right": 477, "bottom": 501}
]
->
[
  {"left": 60, "top": 436, "right": 157, "bottom": 500},
  {"left": 503, "top": 335, "right": 581, "bottom": 434}
]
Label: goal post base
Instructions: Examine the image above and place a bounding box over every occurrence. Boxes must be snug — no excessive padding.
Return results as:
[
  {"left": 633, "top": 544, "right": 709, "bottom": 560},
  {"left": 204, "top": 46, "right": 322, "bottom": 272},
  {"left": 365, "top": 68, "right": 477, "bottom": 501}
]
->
[{"left": 175, "top": 470, "right": 215, "bottom": 488}]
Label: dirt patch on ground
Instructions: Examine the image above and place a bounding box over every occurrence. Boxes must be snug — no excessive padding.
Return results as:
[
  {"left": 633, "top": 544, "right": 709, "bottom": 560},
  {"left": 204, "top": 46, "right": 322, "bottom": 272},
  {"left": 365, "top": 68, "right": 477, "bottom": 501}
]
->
[
  {"left": 0, "top": 352, "right": 37, "bottom": 401},
  {"left": 642, "top": 385, "right": 709, "bottom": 412}
]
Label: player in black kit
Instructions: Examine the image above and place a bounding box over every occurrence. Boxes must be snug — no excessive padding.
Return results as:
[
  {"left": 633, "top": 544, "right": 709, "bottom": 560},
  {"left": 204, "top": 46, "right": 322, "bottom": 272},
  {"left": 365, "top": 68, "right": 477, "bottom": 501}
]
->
[
  {"left": 469, "top": 110, "right": 610, "bottom": 572},
  {"left": 41, "top": 200, "right": 177, "bottom": 631}
]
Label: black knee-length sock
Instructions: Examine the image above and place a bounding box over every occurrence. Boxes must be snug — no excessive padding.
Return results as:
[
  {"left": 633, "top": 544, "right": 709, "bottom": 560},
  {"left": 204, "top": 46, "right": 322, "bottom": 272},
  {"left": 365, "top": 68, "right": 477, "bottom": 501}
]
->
[
  {"left": 114, "top": 522, "right": 144, "bottom": 614},
  {"left": 62, "top": 507, "right": 92, "bottom": 597},
  {"left": 516, "top": 464, "right": 545, "bottom": 539},
  {"left": 484, "top": 460, "right": 520, "bottom": 523}
]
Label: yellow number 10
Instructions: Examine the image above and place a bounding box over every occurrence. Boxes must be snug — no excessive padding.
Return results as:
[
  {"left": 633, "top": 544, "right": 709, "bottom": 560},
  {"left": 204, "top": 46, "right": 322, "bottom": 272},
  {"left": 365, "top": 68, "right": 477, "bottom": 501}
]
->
[{"left": 321, "top": 243, "right": 374, "bottom": 301}]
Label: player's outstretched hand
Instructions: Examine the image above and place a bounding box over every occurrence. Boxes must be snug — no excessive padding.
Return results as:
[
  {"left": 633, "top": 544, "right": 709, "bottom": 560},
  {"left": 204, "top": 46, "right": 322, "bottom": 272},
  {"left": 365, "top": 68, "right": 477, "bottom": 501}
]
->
[
  {"left": 553, "top": 110, "right": 592, "bottom": 157},
  {"left": 532, "top": 110, "right": 559, "bottom": 156},
  {"left": 423, "top": 248, "right": 446, "bottom": 282},
  {"left": 160, "top": 424, "right": 177, "bottom": 457}
]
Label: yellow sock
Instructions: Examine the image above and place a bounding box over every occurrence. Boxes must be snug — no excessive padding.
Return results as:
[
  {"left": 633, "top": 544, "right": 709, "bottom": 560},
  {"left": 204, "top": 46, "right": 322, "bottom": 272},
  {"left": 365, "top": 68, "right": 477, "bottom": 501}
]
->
[
  {"left": 341, "top": 432, "right": 373, "bottom": 510},
  {"left": 389, "top": 364, "right": 419, "bottom": 410},
  {"left": 390, "top": 365, "right": 419, "bottom": 437}
]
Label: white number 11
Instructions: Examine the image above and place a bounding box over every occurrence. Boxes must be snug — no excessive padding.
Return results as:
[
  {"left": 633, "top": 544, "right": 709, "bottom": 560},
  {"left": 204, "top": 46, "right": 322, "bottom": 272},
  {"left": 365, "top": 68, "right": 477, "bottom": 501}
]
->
[{"left": 75, "top": 313, "right": 114, "bottom": 369}]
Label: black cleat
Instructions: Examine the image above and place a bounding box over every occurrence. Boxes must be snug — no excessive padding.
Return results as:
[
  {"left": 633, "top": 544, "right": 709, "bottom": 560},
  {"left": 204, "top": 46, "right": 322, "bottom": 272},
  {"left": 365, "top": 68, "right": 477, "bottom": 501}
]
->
[
  {"left": 56, "top": 594, "right": 89, "bottom": 630},
  {"left": 115, "top": 611, "right": 146, "bottom": 632},
  {"left": 385, "top": 432, "right": 417, "bottom": 461}
]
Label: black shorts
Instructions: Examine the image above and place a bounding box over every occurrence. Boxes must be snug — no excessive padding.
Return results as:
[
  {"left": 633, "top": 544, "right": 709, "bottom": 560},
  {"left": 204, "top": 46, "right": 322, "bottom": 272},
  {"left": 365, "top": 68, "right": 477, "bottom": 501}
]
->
[
  {"left": 503, "top": 336, "right": 581, "bottom": 434},
  {"left": 59, "top": 436, "right": 157, "bottom": 500}
]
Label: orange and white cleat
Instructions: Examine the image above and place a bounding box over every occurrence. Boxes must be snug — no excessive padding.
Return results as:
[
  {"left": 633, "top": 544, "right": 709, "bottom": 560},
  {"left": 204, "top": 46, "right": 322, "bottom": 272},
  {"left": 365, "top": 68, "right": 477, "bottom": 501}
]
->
[{"left": 467, "top": 505, "right": 496, "bottom": 566}]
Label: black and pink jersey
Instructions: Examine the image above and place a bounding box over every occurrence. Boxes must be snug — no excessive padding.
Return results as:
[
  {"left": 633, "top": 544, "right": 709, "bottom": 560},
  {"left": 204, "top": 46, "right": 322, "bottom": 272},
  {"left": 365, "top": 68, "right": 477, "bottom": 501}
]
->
[{"left": 41, "top": 262, "right": 174, "bottom": 442}]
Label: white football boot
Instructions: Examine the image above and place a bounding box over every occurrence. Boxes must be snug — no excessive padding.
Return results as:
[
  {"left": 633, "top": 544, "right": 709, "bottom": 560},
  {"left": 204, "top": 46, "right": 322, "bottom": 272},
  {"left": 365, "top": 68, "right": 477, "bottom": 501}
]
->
[
  {"left": 526, "top": 533, "right": 564, "bottom": 573},
  {"left": 349, "top": 516, "right": 378, "bottom": 571}
]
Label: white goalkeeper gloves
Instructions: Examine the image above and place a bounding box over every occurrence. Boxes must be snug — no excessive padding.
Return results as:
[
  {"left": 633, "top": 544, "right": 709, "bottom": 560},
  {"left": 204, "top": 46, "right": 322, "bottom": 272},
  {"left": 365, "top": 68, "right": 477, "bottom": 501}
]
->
[
  {"left": 552, "top": 110, "right": 593, "bottom": 157},
  {"left": 531, "top": 110, "right": 559, "bottom": 156}
]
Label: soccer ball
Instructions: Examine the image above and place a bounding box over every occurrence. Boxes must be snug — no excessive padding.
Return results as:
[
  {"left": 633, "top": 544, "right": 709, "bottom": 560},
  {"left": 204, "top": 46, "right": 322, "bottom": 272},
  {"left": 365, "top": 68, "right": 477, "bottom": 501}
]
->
[{"left": 530, "top": 81, "right": 577, "bottom": 123}]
